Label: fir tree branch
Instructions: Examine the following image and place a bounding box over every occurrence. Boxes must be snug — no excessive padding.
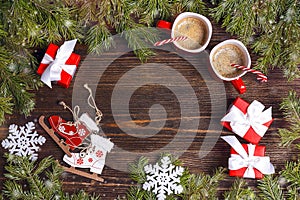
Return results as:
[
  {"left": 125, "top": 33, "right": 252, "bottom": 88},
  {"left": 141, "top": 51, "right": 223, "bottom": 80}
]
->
[
  {"left": 210, "top": 0, "right": 257, "bottom": 44},
  {"left": 174, "top": 0, "right": 207, "bottom": 15},
  {"left": 126, "top": 186, "right": 156, "bottom": 200},
  {"left": 278, "top": 90, "right": 300, "bottom": 148},
  {"left": 85, "top": 24, "right": 114, "bottom": 55},
  {"left": 64, "top": 190, "right": 101, "bottom": 200},
  {"left": 180, "top": 167, "right": 225, "bottom": 200},
  {"left": 2, "top": 180, "right": 26, "bottom": 199},
  {"left": 281, "top": 161, "right": 300, "bottom": 189},
  {"left": 123, "top": 27, "right": 158, "bottom": 62},
  {"left": 128, "top": 156, "right": 149, "bottom": 184},
  {"left": 210, "top": 0, "right": 300, "bottom": 80},
  {"left": 286, "top": 186, "right": 298, "bottom": 200},
  {"left": 0, "top": 0, "right": 81, "bottom": 124},
  {"left": 0, "top": 96, "right": 13, "bottom": 125},
  {"left": 136, "top": 0, "right": 172, "bottom": 26},
  {"left": 2, "top": 153, "right": 99, "bottom": 200},
  {"left": 3, "top": 0, "right": 82, "bottom": 47},
  {"left": 0, "top": 68, "right": 36, "bottom": 117},
  {"left": 257, "top": 175, "right": 284, "bottom": 200},
  {"left": 223, "top": 178, "right": 256, "bottom": 200},
  {"left": 281, "top": 90, "right": 300, "bottom": 127},
  {"left": 72, "top": 0, "right": 100, "bottom": 23}
]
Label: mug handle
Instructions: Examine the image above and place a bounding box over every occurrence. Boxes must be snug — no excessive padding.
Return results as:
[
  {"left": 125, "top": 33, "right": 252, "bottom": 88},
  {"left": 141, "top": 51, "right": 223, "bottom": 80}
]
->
[
  {"left": 156, "top": 20, "right": 172, "bottom": 29},
  {"left": 231, "top": 78, "right": 246, "bottom": 94}
]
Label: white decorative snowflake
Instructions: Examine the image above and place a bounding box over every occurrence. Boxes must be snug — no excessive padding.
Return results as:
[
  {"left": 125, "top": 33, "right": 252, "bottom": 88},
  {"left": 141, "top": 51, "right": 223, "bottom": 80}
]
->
[
  {"left": 78, "top": 128, "right": 86, "bottom": 136},
  {"left": 143, "top": 156, "right": 184, "bottom": 200},
  {"left": 58, "top": 125, "right": 65, "bottom": 132},
  {"left": 1, "top": 122, "right": 46, "bottom": 161}
]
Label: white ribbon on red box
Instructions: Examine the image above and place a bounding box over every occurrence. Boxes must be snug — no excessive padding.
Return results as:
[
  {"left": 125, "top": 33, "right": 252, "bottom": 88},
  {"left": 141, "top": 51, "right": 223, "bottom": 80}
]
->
[
  {"left": 222, "top": 136, "right": 274, "bottom": 178},
  {"left": 221, "top": 100, "right": 272, "bottom": 138},
  {"left": 40, "top": 39, "right": 78, "bottom": 88}
]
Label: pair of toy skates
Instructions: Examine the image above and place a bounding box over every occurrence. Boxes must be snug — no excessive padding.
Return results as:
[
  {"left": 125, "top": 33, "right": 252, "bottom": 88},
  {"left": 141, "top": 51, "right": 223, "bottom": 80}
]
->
[{"left": 39, "top": 112, "right": 113, "bottom": 182}]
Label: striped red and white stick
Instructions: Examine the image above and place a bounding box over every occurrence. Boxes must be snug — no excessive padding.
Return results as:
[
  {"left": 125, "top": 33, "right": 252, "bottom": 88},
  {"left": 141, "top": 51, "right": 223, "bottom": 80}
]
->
[
  {"left": 154, "top": 36, "right": 188, "bottom": 47},
  {"left": 231, "top": 63, "right": 268, "bottom": 82}
]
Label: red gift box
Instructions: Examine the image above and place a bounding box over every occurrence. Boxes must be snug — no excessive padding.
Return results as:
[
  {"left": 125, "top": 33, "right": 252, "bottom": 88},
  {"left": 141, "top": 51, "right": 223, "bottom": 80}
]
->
[
  {"left": 222, "top": 136, "right": 275, "bottom": 179},
  {"left": 229, "top": 143, "right": 265, "bottom": 179},
  {"left": 37, "top": 43, "right": 80, "bottom": 88},
  {"left": 221, "top": 97, "right": 273, "bottom": 144}
]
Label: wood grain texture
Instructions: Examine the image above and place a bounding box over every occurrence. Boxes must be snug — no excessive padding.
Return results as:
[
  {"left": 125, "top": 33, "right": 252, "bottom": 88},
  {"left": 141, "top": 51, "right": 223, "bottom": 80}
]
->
[{"left": 1, "top": 19, "right": 300, "bottom": 199}]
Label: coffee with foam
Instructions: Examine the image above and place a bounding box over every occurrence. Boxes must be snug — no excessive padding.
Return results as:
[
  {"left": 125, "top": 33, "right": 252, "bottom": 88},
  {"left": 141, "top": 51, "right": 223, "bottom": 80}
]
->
[
  {"left": 173, "top": 17, "right": 208, "bottom": 50},
  {"left": 211, "top": 44, "right": 245, "bottom": 78}
]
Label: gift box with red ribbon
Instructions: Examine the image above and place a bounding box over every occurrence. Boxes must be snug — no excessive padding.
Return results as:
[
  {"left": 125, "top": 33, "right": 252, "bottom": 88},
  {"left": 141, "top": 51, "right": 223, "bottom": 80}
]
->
[
  {"left": 221, "top": 97, "right": 273, "bottom": 144},
  {"left": 37, "top": 39, "right": 80, "bottom": 88},
  {"left": 222, "top": 136, "right": 274, "bottom": 179}
]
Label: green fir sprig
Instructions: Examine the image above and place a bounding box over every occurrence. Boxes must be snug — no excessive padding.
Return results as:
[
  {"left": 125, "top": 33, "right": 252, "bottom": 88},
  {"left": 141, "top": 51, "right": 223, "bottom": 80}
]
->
[
  {"left": 257, "top": 175, "right": 284, "bottom": 200},
  {"left": 0, "top": 0, "right": 82, "bottom": 125},
  {"left": 278, "top": 90, "right": 300, "bottom": 149},
  {"left": 210, "top": 0, "right": 300, "bottom": 80},
  {"left": 223, "top": 178, "right": 256, "bottom": 200},
  {"left": 67, "top": 0, "right": 159, "bottom": 62},
  {"left": 1, "top": 0, "right": 82, "bottom": 47},
  {"left": 1, "top": 153, "right": 100, "bottom": 200},
  {"left": 280, "top": 161, "right": 300, "bottom": 199},
  {"left": 67, "top": 0, "right": 207, "bottom": 62},
  {"left": 179, "top": 167, "right": 225, "bottom": 200},
  {"left": 0, "top": 93, "right": 13, "bottom": 125}
]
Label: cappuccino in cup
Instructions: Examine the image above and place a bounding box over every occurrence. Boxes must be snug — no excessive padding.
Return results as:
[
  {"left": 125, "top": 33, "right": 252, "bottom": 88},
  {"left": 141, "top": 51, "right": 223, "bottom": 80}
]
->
[
  {"left": 171, "top": 12, "right": 212, "bottom": 53},
  {"left": 210, "top": 39, "right": 250, "bottom": 81},
  {"left": 174, "top": 17, "right": 208, "bottom": 50},
  {"left": 211, "top": 44, "right": 245, "bottom": 78}
]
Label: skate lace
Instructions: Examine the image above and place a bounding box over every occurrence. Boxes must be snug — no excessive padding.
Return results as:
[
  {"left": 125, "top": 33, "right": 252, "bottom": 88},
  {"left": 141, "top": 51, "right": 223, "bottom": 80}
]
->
[
  {"left": 58, "top": 84, "right": 103, "bottom": 150},
  {"left": 59, "top": 101, "right": 80, "bottom": 125},
  {"left": 84, "top": 84, "right": 103, "bottom": 125},
  {"left": 78, "top": 143, "right": 95, "bottom": 158}
]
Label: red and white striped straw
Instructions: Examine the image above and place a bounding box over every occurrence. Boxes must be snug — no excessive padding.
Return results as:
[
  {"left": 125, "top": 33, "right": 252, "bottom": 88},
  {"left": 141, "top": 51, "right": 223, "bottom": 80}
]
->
[
  {"left": 154, "top": 36, "right": 188, "bottom": 47},
  {"left": 231, "top": 63, "right": 268, "bottom": 82}
]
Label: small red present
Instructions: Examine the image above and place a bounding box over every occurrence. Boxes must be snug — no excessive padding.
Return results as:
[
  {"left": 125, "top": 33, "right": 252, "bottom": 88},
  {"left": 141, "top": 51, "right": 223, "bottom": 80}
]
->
[
  {"left": 37, "top": 39, "right": 80, "bottom": 88},
  {"left": 221, "top": 97, "right": 273, "bottom": 144},
  {"left": 222, "top": 136, "right": 274, "bottom": 179}
]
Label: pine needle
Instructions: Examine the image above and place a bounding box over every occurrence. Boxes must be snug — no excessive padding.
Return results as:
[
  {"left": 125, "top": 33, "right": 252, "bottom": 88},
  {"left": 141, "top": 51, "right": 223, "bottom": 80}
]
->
[
  {"left": 0, "top": 96, "right": 13, "bottom": 125},
  {"left": 85, "top": 24, "right": 114, "bottom": 55},
  {"left": 210, "top": 0, "right": 300, "bottom": 80},
  {"left": 180, "top": 167, "right": 225, "bottom": 200},
  {"left": 281, "top": 161, "right": 300, "bottom": 189},
  {"left": 126, "top": 186, "right": 156, "bottom": 200},
  {"left": 257, "top": 175, "right": 284, "bottom": 200},
  {"left": 2, "top": 153, "right": 100, "bottom": 200},
  {"left": 223, "top": 178, "right": 256, "bottom": 200},
  {"left": 128, "top": 156, "right": 149, "bottom": 184},
  {"left": 278, "top": 90, "right": 300, "bottom": 148},
  {"left": 0, "top": 0, "right": 81, "bottom": 124}
]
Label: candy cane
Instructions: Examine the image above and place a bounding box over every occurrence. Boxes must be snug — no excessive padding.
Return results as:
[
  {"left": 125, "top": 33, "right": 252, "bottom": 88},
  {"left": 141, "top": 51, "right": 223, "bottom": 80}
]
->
[
  {"left": 154, "top": 36, "right": 188, "bottom": 47},
  {"left": 231, "top": 64, "right": 268, "bottom": 82}
]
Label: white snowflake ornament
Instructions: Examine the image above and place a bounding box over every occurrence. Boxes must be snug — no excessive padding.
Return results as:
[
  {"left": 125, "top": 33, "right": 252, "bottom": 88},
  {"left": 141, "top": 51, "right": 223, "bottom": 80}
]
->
[
  {"left": 143, "top": 156, "right": 184, "bottom": 200},
  {"left": 1, "top": 122, "right": 46, "bottom": 161}
]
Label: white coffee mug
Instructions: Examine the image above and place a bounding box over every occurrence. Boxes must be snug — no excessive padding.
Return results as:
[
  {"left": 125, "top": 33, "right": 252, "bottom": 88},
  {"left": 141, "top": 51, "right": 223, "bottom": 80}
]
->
[
  {"left": 209, "top": 39, "right": 251, "bottom": 94},
  {"left": 157, "top": 12, "right": 212, "bottom": 53}
]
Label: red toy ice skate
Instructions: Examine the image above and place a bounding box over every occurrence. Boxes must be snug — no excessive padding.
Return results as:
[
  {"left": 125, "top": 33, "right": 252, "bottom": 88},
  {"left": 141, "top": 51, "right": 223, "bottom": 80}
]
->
[
  {"left": 39, "top": 101, "right": 100, "bottom": 156},
  {"left": 48, "top": 115, "right": 91, "bottom": 150}
]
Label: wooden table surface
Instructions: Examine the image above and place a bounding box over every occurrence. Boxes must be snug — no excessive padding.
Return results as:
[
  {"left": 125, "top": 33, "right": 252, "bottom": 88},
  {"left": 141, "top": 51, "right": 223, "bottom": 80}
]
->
[{"left": 1, "top": 20, "right": 300, "bottom": 199}]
